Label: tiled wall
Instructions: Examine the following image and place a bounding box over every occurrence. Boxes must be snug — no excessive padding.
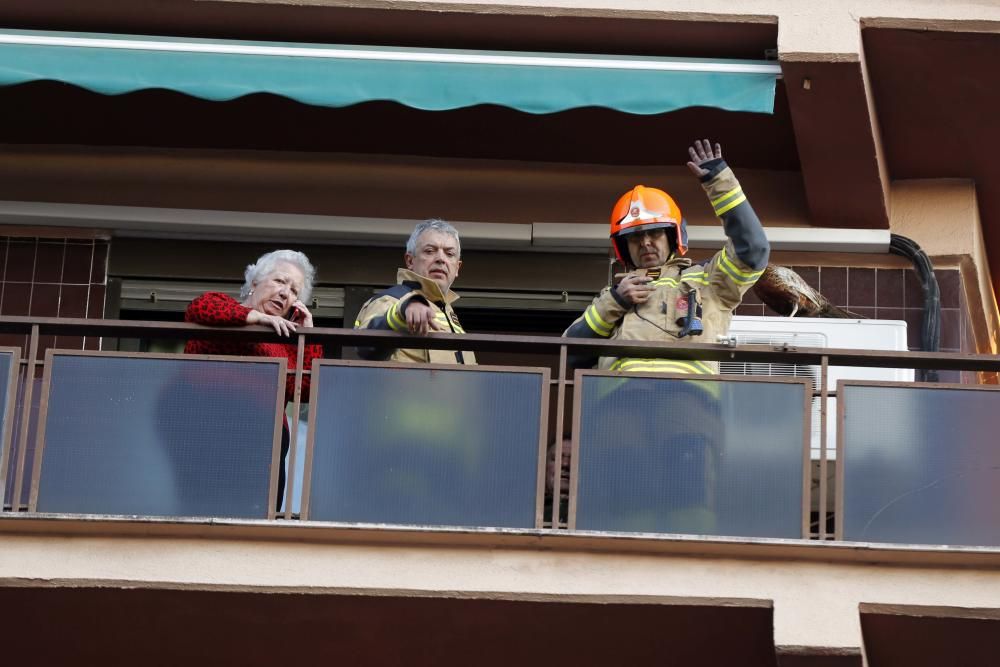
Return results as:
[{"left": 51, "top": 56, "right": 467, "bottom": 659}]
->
[
  {"left": 0, "top": 236, "right": 109, "bottom": 354},
  {"left": 735, "top": 265, "right": 972, "bottom": 382}
]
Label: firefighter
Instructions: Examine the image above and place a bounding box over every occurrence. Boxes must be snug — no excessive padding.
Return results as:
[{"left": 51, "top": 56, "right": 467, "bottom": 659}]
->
[
  {"left": 355, "top": 218, "right": 476, "bottom": 365},
  {"left": 564, "top": 139, "right": 769, "bottom": 372},
  {"left": 574, "top": 377, "right": 725, "bottom": 534}
]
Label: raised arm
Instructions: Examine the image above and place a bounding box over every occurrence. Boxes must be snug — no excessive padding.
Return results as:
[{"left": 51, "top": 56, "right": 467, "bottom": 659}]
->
[
  {"left": 687, "top": 139, "right": 770, "bottom": 271},
  {"left": 687, "top": 139, "right": 770, "bottom": 307}
]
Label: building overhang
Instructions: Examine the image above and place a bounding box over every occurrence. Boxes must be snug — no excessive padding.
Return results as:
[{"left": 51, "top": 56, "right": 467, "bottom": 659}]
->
[{"left": 3, "top": 513, "right": 1000, "bottom": 665}]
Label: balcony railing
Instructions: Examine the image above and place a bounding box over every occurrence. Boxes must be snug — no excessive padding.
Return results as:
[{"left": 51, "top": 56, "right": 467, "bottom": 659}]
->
[{"left": 2, "top": 315, "right": 1000, "bottom": 548}]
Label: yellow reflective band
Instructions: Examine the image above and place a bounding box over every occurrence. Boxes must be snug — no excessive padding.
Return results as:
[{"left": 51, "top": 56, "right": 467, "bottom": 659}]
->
[
  {"left": 611, "top": 358, "right": 714, "bottom": 375},
  {"left": 680, "top": 269, "right": 709, "bottom": 286},
  {"left": 716, "top": 257, "right": 753, "bottom": 286},
  {"left": 649, "top": 277, "right": 680, "bottom": 287},
  {"left": 353, "top": 319, "right": 361, "bottom": 327},
  {"left": 719, "top": 247, "right": 765, "bottom": 285},
  {"left": 584, "top": 307, "right": 612, "bottom": 337},
  {"left": 388, "top": 303, "right": 407, "bottom": 331},
  {"left": 710, "top": 186, "right": 743, "bottom": 207},
  {"left": 714, "top": 193, "right": 747, "bottom": 216},
  {"left": 587, "top": 306, "right": 613, "bottom": 333}
]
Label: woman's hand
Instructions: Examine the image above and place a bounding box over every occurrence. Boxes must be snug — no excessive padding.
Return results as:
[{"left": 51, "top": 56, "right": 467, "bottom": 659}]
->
[
  {"left": 290, "top": 300, "right": 314, "bottom": 328},
  {"left": 246, "top": 309, "right": 298, "bottom": 337}
]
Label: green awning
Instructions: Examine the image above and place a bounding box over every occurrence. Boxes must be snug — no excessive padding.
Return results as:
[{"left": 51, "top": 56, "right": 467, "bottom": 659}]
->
[{"left": 0, "top": 29, "right": 780, "bottom": 115}]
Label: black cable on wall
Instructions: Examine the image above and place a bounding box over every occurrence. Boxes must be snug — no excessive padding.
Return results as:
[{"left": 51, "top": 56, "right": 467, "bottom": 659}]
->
[{"left": 889, "top": 233, "right": 940, "bottom": 382}]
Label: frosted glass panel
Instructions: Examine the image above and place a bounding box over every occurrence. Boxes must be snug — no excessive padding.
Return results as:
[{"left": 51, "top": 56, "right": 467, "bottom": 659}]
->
[
  {"left": 307, "top": 365, "right": 543, "bottom": 528},
  {"left": 36, "top": 355, "right": 282, "bottom": 518},
  {"left": 841, "top": 384, "right": 1000, "bottom": 546},
  {"left": 575, "top": 375, "right": 806, "bottom": 538}
]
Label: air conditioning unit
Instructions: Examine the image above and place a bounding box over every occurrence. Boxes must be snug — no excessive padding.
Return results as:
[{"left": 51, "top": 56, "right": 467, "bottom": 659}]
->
[{"left": 720, "top": 316, "right": 912, "bottom": 460}]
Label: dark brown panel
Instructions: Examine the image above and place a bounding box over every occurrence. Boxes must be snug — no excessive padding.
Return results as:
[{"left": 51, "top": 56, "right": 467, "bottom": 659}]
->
[
  {"left": 777, "top": 651, "right": 862, "bottom": 667},
  {"left": 862, "top": 606, "right": 1000, "bottom": 667},
  {"left": 58, "top": 285, "right": 89, "bottom": 319},
  {"left": 874, "top": 306, "right": 903, "bottom": 323},
  {"left": 0, "top": 83, "right": 798, "bottom": 170},
  {"left": 0, "top": 586, "right": 779, "bottom": 667},
  {"left": 28, "top": 284, "right": 60, "bottom": 317},
  {"left": 864, "top": 28, "right": 1000, "bottom": 311},
  {"left": 32, "top": 241, "right": 64, "bottom": 283},
  {"left": 62, "top": 243, "right": 94, "bottom": 284},
  {"left": 875, "top": 268, "right": 903, "bottom": 309},
  {"left": 847, "top": 268, "right": 875, "bottom": 308},
  {"left": 91, "top": 242, "right": 108, "bottom": 284},
  {"left": 782, "top": 60, "right": 888, "bottom": 229},
  {"left": 4, "top": 241, "right": 36, "bottom": 283},
  {"left": 818, "top": 267, "right": 847, "bottom": 307},
  {"left": 87, "top": 285, "right": 105, "bottom": 318},
  {"left": 0, "top": 283, "right": 31, "bottom": 316},
  {"left": 737, "top": 303, "right": 766, "bottom": 316},
  {"left": 0, "top": 1, "right": 776, "bottom": 59}
]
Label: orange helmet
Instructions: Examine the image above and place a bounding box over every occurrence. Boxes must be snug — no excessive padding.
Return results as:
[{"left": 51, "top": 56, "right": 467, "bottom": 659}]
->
[{"left": 609, "top": 185, "right": 687, "bottom": 265}]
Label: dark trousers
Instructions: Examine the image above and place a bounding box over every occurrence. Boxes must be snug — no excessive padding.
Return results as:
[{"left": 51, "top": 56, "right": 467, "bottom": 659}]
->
[{"left": 276, "top": 425, "right": 290, "bottom": 512}]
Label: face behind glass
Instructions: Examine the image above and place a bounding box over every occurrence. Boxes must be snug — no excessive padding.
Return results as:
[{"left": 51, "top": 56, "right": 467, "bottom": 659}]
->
[
  {"left": 251, "top": 261, "right": 305, "bottom": 318},
  {"left": 626, "top": 227, "right": 670, "bottom": 269},
  {"left": 405, "top": 230, "right": 462, "bottom": 294}
]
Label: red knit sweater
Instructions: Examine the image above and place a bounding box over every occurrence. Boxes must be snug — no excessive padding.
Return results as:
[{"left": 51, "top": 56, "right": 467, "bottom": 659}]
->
[{"left": 184, "top": 292, "right": 322, "bottom": 403}]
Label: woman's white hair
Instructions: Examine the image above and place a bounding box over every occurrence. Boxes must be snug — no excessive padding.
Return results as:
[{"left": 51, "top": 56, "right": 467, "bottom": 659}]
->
[
  {"left": 406, "top": 218, "right": 461, "bottom": 257},
  {"left": 241, "top": 249, "right": 316, "bottom": 303}
]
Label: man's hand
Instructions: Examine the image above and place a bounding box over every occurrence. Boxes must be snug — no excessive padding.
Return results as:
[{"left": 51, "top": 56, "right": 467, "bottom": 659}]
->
[
  {"left": 616, "top": 274, "right": 654, "bottom": 305},
  {"left": 686, "top": 138, "right": 723, "bottom": 178},
  {"left": 246, "top": 309, "right": 297, "bottom": 337},
  {"left": 405, "top": 301, "right": 446, "bottom": 335}
]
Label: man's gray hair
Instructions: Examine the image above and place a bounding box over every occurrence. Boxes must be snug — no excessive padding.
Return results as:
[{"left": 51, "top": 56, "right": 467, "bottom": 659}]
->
[
  {"left": 241, "top": 249, "right": 316, "bottom": 303},
  {"left": 406, "top": 218, "right": 461, "bottom": 257}
]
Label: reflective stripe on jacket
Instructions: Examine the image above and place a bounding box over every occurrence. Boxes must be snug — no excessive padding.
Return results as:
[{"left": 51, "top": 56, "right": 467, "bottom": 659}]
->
[
  {"left": 566, "top": 163, "right": 767, "bottom": 374},
  {"left": 355, "top": 268, "right": 477, "bottom": 365}
]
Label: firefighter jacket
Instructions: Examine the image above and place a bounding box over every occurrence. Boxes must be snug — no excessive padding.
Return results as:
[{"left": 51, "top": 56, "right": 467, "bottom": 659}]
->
[
  {"left": 355, "top": 268, "right": 477, "bottom": 365},
  {"left": 565, "top": 159, "right": 769, "bottom": 374}
]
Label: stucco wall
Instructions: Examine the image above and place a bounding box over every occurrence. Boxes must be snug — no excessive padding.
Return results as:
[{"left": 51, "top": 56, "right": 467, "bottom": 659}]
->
[
  {"left": 232, "top": 0, "right": 1000, "bottom": 58},
  {"left": 3, "top": 520, "right": 1000, "bottom": 653},
  {"left": 890, "top": 179, "right": 1000, "bottom": 354}
]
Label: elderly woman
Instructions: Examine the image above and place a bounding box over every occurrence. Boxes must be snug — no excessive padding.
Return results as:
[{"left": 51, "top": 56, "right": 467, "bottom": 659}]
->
[{"left": 184, "top": 249, "right": 322, "bottom": 510}]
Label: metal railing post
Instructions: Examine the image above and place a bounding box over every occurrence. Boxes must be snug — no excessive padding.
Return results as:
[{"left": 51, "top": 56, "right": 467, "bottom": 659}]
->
[
  {"left": 284, "top": 332, "right": 306, "bottom": 519},
  {"left": 818, "top": 355, "right": 830, "bottom": 540},
  {"left": 10, "top": 325, "right": 39, "bottom": 512},
  {"left": 550, "top": 345, "right": 569, "bottom": 529}
]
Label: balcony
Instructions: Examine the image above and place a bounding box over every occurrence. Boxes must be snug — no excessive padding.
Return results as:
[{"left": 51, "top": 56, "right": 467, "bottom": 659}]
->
[{"left": 2, "top": 315, "right": 1000, "bottom": 666}]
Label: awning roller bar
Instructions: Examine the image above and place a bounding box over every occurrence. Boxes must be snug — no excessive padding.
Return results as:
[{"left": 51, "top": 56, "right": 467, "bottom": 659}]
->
[
  {"left": 0, "top": 29, "right": 779, "bottom": 115},
  {"left": 0, "top": 32, "right": 781, "bottom": 75}
]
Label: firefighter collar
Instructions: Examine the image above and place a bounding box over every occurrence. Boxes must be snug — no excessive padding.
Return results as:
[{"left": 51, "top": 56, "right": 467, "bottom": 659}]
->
[
  {"left": 395, "top": 268, "right": 461, "bottom": 305},
  {"left": 656, "top": 255, "right": 693, "bottom": 272}
]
